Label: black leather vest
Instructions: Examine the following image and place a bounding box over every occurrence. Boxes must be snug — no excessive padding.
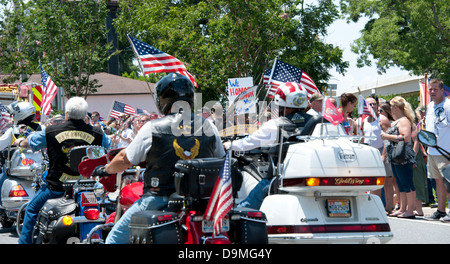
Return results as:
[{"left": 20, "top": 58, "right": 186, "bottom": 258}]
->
[
  {"left": 45, "top": 119, "right": 104, "bottom": 191},
  {"left": 284, "top": 110, "right": 312, "bottom": 128},
  {"left": 144, "top": 113, "right": 217, "bottom": 195}
]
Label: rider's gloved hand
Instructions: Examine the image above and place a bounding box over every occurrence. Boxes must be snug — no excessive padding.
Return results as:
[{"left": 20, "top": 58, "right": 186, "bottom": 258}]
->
[{"left": 92, "top": 165, "right": 111, "bottom": 177}]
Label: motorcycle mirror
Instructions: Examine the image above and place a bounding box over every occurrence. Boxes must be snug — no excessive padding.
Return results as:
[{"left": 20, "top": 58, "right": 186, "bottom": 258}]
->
[
  {"left": 86, "top": 146, "right": 106, "bottom": 160},
  {"left": 417, "top": 130, "right": 437, "bottom": 147}
]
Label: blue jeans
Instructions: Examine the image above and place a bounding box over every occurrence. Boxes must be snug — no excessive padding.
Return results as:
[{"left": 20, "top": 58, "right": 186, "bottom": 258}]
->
[
  {"left": 18, "top": 184, "right": 64, "bottom": 244},
  {"left": 238, "top": 179, "right": 271, "bottom": 210},
  {"left": 105, "top": 194, "right": 169, "bottom": 244}
]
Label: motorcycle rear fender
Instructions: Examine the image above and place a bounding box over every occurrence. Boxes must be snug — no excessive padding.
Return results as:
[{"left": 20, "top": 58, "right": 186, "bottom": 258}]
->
[{"left": 0, "top": 177, "right": 34, "bottom": 210}]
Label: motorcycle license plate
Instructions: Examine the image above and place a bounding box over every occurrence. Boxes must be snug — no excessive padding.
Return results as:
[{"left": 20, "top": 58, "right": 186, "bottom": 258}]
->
[
  {"left": 202, "top": 218, "right": 230, "bottom": 233},
  {"left": 326, "top": 199, "right": 351, "bottom": 218},
  {"left": 81, "top": 192, "right": 98, "bottom": 206}
]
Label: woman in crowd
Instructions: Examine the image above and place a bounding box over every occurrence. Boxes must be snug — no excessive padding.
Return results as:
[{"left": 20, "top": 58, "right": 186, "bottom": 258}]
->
[
  {"left": 338, "top": 93, "right": 358, "bottom": 135},
  {"left": 379, "top": 103, "right": 399, "bottom": 213},
  {"left": 381, "top": 96, "right": 417, "bottom": 218},
  {"left": 411, "top": 106, "right": 429, "bottom": 216}
]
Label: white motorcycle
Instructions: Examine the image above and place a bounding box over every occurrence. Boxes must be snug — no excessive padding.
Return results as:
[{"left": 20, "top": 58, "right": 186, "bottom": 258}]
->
[
  {"left": 234, "top": 118, "right": 393, "bottom": 244},
  {"left": 0, "top": 145, "right": 46, "bottom": 229}
]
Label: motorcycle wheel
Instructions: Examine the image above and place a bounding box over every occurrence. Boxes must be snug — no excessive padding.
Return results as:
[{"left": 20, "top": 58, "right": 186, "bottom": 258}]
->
[{"left": 0, "top": 217, "right": 14, "bottom": 228}]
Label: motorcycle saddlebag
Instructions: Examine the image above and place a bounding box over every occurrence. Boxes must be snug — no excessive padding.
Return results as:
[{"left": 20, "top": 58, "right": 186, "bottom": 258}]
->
[
  {"left": 129, "top": 210, "right": 181, "bottom": 244},
  {"left": 174, "top": 157, "right": 242, "bottom": 198},
  {"left": 229, "top": 207, "right": 268, "bottom": 244},
  {"left": 34, "top": 197, "right": 77, "bottom": 243}
]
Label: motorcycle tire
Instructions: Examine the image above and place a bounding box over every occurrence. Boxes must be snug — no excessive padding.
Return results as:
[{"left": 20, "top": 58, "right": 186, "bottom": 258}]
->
[{"left": 16, "top": 201, "right": 29, "bottom": 235}]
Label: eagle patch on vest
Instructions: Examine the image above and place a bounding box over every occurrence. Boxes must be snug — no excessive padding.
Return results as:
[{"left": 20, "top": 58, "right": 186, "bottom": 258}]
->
[{"left": 173, "top": 138, "right": 200, "bottom": 160}]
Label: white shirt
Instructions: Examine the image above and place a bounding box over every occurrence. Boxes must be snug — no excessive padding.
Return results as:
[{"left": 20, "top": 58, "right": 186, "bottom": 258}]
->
[
  {"left": 225, "top": 119, "right": 281, "bottom": 151},
  {"left": 117, "top": 128, "right": 133, "bottom": 148},
  {"left": 425, "top": 97, "right": 450, "bottom": 155},
  {"left": 363, "top": 116, "right": 384, "bottom": 149},
  {"left": 306, "top": 108, "right": 321, "bottom": 116}
]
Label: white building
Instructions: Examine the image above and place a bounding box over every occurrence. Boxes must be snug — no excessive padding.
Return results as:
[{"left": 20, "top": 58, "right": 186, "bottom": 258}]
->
[{"left": 348, "top": 74, "right": 423, "bottom": 98}]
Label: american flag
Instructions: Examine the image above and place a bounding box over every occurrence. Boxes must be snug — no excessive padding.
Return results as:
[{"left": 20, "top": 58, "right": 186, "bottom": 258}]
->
[
  {"left": 263, "top": 59, "right": 319, "bottom": 98},
  {"left": 109, "top": 101, "right": 137, "bottom": 120},
  {"left": 358, "top": 95, "right": 377, "bottom": 120},
  {"left": 0, "top": 103, "right": 12, "bottom": 131},
  {"left": 204, "top": 152, "right": 233, "bottom": 237},
  {"left": 127, "top": 35, "right": 198, "bottom": 88},
  {"left": 39, "top": 62, "right": 59, "bottom": 116}
]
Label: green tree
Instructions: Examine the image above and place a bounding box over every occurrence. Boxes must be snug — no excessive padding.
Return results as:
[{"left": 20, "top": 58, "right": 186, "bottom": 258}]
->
[
  {"left": 340, "top": 0, "right": 450, "bottom": 84},
  {"left": 115, "top": 0, "right": 348, "bottom": 103},
  {"left": 0, "top": 0, "right": 112, "bottom": 98}
]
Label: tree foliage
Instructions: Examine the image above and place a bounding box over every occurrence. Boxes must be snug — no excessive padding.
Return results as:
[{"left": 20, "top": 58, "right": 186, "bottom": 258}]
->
[
  {"left": 0, "top": 0, "right": 112, "bottom": 98},
  {"left": 340, "top": 0, "right": 450, "bottom": 84},
  {"left": 115, "top": 0, "right": 349, "bottom": 102}
]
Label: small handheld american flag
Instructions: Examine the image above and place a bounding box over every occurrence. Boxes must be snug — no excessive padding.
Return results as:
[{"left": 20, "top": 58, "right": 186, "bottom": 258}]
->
[
  {"left": 109, "top": 100, "right": 137, "bottom": 119},
  {"left": 358, "top": 95, "right": 377, "bottom": 120}
]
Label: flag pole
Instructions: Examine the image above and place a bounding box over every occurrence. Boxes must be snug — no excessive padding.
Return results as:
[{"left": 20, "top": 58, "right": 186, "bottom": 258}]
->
[
  {"left": 423, "top": 73, "right": 428, "bottom": 130},
  {"left": 107, "top": 100, "right": 116, "bottom": 121},
  {"left": 262, "top": 58, "right": 278, "bottom": 103},
  {"left": 260, "top": 58, "right": 278, "bottom": 120}
]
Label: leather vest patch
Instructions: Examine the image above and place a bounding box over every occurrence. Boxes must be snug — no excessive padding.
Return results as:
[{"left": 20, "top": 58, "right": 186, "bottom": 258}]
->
[
  {"left": 55, "top": 130, "right": 95, "bottom": 144},
  {"left": 173, "top": 138, "right": 200, "bottom": 160}
]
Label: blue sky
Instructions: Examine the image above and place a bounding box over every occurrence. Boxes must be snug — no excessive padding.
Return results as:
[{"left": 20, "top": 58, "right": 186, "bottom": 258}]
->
[{"left": 317, "top": 0, "right": 410, "bottom": 95}]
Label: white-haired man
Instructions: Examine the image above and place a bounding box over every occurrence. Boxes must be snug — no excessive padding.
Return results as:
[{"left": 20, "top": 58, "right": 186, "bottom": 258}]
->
[{"left": 17, "top": 97, "right": 111, "bottom": 244}]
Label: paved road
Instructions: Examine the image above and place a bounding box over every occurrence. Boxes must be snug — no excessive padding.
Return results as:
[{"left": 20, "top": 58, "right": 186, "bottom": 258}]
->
[{"left": 2, "top": 208, "right": 449, "bottom": 244}]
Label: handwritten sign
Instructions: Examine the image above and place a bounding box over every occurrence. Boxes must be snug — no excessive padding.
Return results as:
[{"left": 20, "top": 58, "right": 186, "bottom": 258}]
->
[
  {"left": 227, "top": 77, "right": 256, "bottom": 114},
  {"left": 227, "top": 77, "right": 253, "bottom": 102}
]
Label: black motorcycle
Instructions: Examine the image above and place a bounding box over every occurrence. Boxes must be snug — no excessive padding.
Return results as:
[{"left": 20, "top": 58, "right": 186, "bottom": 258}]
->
[{"left": 32, "top": 146, "right": 107, "bottom": 244}]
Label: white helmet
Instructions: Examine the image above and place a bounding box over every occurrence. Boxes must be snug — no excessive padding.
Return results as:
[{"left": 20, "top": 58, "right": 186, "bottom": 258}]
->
[
  {"left": 7, "top": 101, "right": 36, "bottom": 124},
  {"left": 273, "top": 82, "right": 308, "bottom": 108}
]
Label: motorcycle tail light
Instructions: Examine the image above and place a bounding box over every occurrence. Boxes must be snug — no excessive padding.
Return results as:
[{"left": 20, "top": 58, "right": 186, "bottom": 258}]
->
[
  {"left": 157, "top": 214, "right": 173, "bottom": 222},
  {"left": 21, "top": 158, "right": 35, "bottom": 166},
  {"left": 62, "top": 216, "right": 73, "bottom": 226},
  {"left": 247, "top": 212, "right": 263, "bottom": 218},
  {"left": 306, "top": 178, "right": 320, "bottom": 186},
  {"left": 9, "top": 185, "right": 28, "bottom": 197},
  {"left": 376, "top": 177, "right": 385, "bottom": 185},
  {"left": 84, "top": 208, "right": 100, "bottom": 220}
]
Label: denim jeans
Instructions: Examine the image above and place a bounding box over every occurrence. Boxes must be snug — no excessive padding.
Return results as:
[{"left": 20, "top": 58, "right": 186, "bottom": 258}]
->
[
  {"left": 105, "top": 194, "right": 169, "bottom": 244},
  {"left": 18, "top": 184, "right": 64, "bottom": 244},
  {"left": 238, "top": 179, "right": 271, "bottom": 210},
  {"left": 391, "top": 163, "right": 416, "bottom": 193}
]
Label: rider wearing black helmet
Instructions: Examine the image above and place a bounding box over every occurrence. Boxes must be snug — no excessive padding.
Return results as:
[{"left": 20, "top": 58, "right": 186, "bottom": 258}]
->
[{"left": 94, "top": 73, "right": 225, "bottom": 244}]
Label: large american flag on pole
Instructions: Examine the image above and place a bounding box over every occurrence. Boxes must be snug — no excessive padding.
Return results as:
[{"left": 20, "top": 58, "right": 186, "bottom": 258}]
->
[
  {"left": 263, "top": 59, "right": 319, "bottom": 98},
  {"left": 204, "top": 151, "right": 233, "bottom": 237},
  {"left": 127, "top": 35, "right": 198, "bottom": 88},
  {"left": 39, "top": 62, "right": 59, "bottom": 115},
  {"left": 109, "top": 100, "right": 137, "bottom": 120}
]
